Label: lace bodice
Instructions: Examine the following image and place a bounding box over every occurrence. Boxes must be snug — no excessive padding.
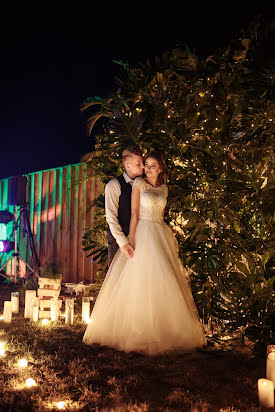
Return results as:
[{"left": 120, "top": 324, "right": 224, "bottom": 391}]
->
[{"left": 133, "top": 177, "right": 168, "bottom": 222}]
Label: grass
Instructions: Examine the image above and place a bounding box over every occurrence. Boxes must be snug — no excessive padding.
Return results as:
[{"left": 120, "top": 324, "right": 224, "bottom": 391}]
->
[{"left": 0, "top": 283, "right": 270, "bottom": 412}]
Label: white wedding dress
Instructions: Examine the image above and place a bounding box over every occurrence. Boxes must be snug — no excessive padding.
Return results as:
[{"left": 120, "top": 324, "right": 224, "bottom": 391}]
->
[{"left": 83, "top": 177, "right": 206, "bottom": 355}]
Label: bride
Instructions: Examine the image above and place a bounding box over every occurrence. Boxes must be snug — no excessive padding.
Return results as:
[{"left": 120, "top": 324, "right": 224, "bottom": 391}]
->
[{"left": 83, "top": 151, "right": 206, "bottom": 355}]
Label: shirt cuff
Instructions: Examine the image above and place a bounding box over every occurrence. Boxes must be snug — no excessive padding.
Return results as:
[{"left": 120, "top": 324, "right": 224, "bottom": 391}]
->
[{"left": 116, "top": 235, "right": 129, "bottom": 248}]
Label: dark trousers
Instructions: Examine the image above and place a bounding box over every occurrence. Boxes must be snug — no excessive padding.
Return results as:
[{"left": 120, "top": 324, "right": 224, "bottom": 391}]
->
[{"left": 107, "top": 227, "right": 129, "bottom": 267}]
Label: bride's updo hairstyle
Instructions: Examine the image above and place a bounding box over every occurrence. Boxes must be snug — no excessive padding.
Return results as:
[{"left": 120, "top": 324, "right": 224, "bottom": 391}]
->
[{"left": 145, "top": 151, "right": 166, "bottom": 186}]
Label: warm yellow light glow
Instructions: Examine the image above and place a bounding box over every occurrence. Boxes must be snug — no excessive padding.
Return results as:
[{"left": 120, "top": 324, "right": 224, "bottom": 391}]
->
[
  {"left": 0, "top": 315, "right": 4, "bottom": 320},
  {"left": 18, "top": 358, "right": 28, "bottom": 368},
  {"left": 25, "top": 378, "right": 36, "bottom": 387},
  {"left": 0, "top": 342, "right": 4, "bottom": 349},
  {"left": 56, "top": 401, "right": 66, "bottom": 409},
  {"left": 41, "top": 319, "right": 49, "bottom": 325},
  {"left": 0, "top": 348, "right": 6, "bottom": 356}
]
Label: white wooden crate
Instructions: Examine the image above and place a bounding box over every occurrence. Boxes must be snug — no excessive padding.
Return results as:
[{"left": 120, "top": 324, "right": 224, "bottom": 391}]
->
[
  {"left": 37, "top": 289, "right": 60, "bottom": 298},
  {"left": 38, "top": 277, "right": 61, "bottom": 319},
  {"left": 38, "top": 278, "right": 61, "bottom": 289}
]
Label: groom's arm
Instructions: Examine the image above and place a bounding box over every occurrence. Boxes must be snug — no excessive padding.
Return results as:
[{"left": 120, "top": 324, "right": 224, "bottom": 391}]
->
[{"left": 105, "top": 179, "right": 129, "bottom": 248}]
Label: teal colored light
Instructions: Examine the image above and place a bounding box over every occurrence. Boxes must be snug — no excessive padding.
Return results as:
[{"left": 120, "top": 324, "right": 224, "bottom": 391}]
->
[{"left": 0, "top": 224, "right": 6, "bottom": 240}]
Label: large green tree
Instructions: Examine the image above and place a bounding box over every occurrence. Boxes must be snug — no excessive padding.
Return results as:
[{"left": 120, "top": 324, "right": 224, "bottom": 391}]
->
[{"left": 82, "top": 14, "right": 275, "bottom": 348}]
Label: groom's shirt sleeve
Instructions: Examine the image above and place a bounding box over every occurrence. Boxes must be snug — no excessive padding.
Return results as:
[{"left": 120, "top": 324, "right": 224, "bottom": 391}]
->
[{"left": 105, "top": 178, "right": 129, "bottom": 248}]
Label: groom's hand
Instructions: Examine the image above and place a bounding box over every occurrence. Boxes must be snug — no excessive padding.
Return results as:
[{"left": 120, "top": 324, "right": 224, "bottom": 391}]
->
[{"left": 121, "top": 243, "right": 134, "bottom": 258}]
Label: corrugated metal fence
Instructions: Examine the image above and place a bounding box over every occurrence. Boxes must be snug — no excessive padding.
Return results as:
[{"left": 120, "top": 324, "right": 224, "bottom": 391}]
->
[{"left": 0, "top": 163, "right": 104, "bottom": 283}]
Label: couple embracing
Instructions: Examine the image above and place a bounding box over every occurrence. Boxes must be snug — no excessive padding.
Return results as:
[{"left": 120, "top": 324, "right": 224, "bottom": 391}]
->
[{"left": 83, "top": 146, "right": 206, "bottom": 355}]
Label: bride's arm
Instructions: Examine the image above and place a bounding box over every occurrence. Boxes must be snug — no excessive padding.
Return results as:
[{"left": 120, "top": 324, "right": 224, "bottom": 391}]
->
[{"left": 128, "top": 185, "right": 140, "bottom": 247}]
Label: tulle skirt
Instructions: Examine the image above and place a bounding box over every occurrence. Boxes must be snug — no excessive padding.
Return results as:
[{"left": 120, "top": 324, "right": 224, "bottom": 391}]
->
[{"left": 83, "top": 219, "right": 206, "bottom": 355}]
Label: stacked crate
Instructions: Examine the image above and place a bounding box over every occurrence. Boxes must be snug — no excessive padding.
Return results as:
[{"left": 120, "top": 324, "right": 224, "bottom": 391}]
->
[{"left": 37, "top": 278, "right": 61, "bottom": 319}]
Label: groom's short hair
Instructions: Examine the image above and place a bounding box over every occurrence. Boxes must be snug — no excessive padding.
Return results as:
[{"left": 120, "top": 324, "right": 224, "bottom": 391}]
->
[{"left": 122, "top": 146, "right": 143, "bottom": 165}]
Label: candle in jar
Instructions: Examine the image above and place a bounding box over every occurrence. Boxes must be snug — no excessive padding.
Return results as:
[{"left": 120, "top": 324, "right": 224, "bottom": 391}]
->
[
  {"left": 266, "top": 352, "right": 275, "bottom": 387},
  {"left": 30, "top": 298, "right": 39, "bottom": 322},
  {"left": 65, "top": 308, "right": 74, "bottom": 325},
  {"left": 258, "top": 378, "right": 274, "bottom": 408},
  {"left": 11, "top": 292, "right": 19, "bottom": 314},
  {"left": 82, "top": 297, "right": 90, "bottom": 323},
  {"left": 3, "top": 301, "right": 12, "bottom": 323},
  {"left": 65, "top": 299, "right": 74, "bottom": 325},
  {"left": 24, "top": 290, "right": 37, "bottom": 318},
  {"left": 51, "top": 297, "right": 60, "bottom": 322}
]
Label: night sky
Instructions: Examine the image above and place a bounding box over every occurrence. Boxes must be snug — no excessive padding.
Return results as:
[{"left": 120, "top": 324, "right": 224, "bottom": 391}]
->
[{"left": 0, "top": 4, "right": 270, "bottom": 180}]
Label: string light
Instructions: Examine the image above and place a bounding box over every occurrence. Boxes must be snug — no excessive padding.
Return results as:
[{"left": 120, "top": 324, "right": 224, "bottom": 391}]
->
[
  {"left": 18, "top": 358, "right": 28, "bottom": 368},
  {"left": 25, "top": 378, "right": 36, "bottom": 388},
  {"left": 56, "top": 401, "right": 66, "bottom": 409}
]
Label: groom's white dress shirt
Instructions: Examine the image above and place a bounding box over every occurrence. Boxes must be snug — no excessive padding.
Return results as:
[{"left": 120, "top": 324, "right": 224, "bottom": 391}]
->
[{"left": 105, "top": 171, "right": 134, "bottom": 248}]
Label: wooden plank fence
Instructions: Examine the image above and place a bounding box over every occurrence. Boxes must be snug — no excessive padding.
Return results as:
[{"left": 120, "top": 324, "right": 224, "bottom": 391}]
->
[{"left": 0, "top": 163, "right": 104, "bottom": 283}]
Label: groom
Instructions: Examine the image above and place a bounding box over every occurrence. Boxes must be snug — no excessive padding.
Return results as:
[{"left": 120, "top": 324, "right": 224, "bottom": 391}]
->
[{"left": 105, "top": 146, "right": 144, "bottom": 266}]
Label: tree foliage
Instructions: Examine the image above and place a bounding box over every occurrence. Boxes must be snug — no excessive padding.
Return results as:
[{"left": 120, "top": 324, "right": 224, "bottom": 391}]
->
[{"left": 81, "top": 14, "right": 275, "bottom": 347}]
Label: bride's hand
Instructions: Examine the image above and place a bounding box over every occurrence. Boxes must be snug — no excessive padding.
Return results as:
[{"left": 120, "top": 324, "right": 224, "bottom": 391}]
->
[
  {"left": 121, "top": 243, "right": 134, "bottom": 258},
  {"left": 129, "top": 238, "right": 135, "bottom": 248}
]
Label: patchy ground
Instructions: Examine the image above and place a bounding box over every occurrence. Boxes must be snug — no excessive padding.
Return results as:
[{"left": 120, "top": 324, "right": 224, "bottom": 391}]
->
[{"left": 0, "top": 281, "right": 268, "bottom": 411}]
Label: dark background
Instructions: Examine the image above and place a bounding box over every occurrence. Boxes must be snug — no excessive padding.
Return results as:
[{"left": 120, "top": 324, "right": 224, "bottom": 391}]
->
[{"left": 0, "top": 4, "right": 271, "bottom": 179}]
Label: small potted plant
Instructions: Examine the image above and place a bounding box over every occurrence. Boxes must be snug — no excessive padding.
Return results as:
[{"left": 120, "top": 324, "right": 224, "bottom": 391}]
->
[
  {"left": 39, "top": 261, "right": 63, "bottom": 291},
  {"left": 41, "top": 261, "right": 63, "bottom": 281}
]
